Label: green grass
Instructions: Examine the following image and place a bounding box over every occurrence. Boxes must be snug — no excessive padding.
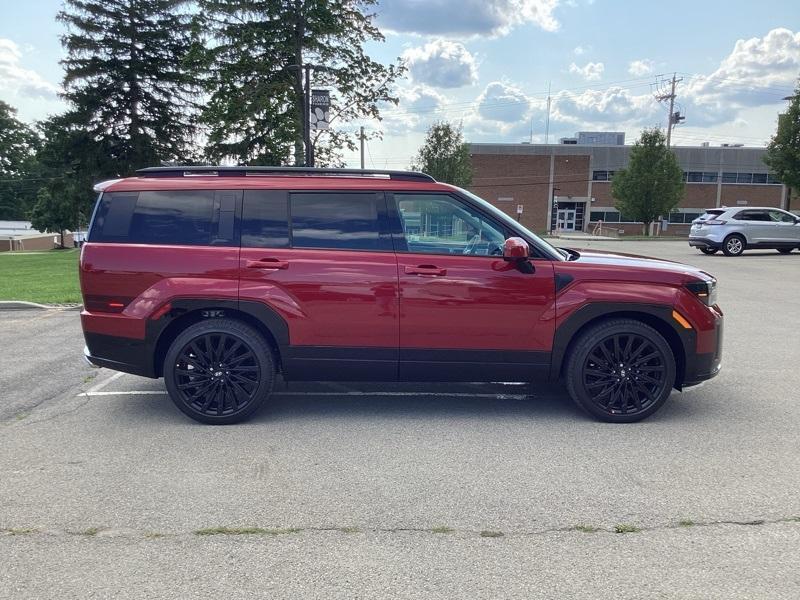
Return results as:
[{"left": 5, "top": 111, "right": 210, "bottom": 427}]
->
[
  {"left": 614, "top": 524, "right": 641, "bottom": 534},
  {"left": 480, "top": 530, "right": 504, "bottom": 538},
  {"left": 677, "top": 519, "right": 696, "bottom": 527},
  {"left": 571, "top": 524, "right": 602, "bottom": 533},
  {"left": 0, "top": 249, "right": 81, "bottom": 304},
  {"left": 430, "top": 526, "right": 455, "bottom": 534}
]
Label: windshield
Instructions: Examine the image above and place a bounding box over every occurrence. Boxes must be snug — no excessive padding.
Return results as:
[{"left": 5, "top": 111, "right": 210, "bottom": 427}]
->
[{"left": 453, "top": 186, "right": 565, "bottom": 261}]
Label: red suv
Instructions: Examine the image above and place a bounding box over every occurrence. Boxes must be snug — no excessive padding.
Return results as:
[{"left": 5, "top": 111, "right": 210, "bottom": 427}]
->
[{"left": 80, "top": 167, "right": 723, "bottom": 424}]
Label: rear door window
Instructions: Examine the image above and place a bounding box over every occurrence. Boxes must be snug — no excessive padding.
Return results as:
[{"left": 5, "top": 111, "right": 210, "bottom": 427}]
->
[
  {"left": 289, "top": 192, "right": 387, "bottom": 251},
  {"left": 241, "top": 190, "right": 289, "bottom": 248},
  {"left": 89, "top": 190, "right": 240, "bottom": 246}
]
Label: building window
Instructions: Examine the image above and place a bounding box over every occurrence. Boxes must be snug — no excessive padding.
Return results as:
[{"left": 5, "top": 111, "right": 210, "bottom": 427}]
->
[
  {"left": 592, "top": 170, "right": 615, "bottom": 181},
  {"left": 736, "top": 173, "right": 753, "bottom": 184},
  {"left": 687, "top": 171, "right": 703, "bottom": 182},
  {"left": 668, "top": 211, "right": 702, "bottom": 224},
  {"left": 767, "top": 174, "right": 782, "bottom": 184},
  {"left": 751, "top": 173, "right": 767, "bottom": 184},
  {"left": 702, "top": 172, "right": 718, "bottom": 183},
  {"left": 722, "top": 172, "right": 737, "bottom": 184}
]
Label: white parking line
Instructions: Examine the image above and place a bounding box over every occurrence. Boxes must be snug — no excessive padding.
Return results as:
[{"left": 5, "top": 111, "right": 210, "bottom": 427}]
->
[{"left": 77, "top": 389, "right": 532, "bottom": 399}]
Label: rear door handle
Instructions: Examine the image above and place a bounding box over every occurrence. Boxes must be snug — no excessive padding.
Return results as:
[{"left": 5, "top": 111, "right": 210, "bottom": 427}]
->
[
  {"left": 245, "top": 258, "right": 289, "bottom": 270},
  {"left": 405, "top": 265, "right": 447, "bottom": 276}
]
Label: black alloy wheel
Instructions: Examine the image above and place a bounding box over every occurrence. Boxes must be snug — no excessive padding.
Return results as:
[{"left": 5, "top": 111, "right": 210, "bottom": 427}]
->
[
  {"left": 164, "top": 319, "right": 275, "bottom": 424},
  {"left": 565, "top": 319, "right": 676, "bottom": 423}
]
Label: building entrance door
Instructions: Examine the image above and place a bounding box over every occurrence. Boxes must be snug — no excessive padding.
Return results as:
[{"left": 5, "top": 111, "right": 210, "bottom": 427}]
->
[{"left": 557, "top": 209, "right": 576, "bottom": 231}]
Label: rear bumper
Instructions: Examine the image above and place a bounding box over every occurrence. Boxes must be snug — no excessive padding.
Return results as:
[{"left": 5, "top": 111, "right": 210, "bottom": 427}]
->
[
  {"left": 83, "top": 332, "right": 156, "bottom": 378},
  {"left": 688, "top": 237, "right": 721, "bottom": 249}
]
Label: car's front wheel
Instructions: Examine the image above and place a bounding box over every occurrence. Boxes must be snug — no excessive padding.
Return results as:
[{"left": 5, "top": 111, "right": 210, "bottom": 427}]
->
[
  {"left": 699, "top": 247, "right": 718, "bottom": 255},
  {"left": 722, "top": 234, "right": 746, "bottom": 256},
  {"left": 565, "top": 319, "right": 676, "bottom": 423},
  {"left": 164, "top": 318, "right": 276, "bottom": 424},
  {"left": 777, "top": 248, "right": 793, "bottom": 255}
]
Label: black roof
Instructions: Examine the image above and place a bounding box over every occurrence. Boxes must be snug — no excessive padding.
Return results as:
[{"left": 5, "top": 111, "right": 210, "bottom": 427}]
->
[{"left": 136, "top": 166, "right": 436, "bottom": 183}]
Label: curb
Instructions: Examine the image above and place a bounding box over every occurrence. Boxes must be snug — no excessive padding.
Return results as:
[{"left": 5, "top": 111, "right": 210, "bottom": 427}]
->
[{"left": 0, "top": 301, "right": 82, "bottom": 311}]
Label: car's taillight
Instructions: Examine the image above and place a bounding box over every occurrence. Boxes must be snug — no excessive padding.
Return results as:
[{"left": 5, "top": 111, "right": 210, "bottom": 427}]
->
[
  {"left": 686, "top": 279, "right": 718, "bottom": 307},
  {"left": 84, "top": 295, "right": 133, "bottom": 313},
  {"left": 704, "top": 219, "right": 727, "bottom": 225}
]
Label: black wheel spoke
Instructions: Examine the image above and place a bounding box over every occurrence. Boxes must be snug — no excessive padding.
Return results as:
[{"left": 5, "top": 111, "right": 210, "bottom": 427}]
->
[
  {"left": 582, "top": 332, "right": 667, "bottom": 417},
  {"left": 173, "top": 332, "right": 260, "bottom": 417}
]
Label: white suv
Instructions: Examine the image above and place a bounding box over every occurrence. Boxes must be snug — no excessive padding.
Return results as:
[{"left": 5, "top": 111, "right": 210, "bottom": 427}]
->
[{"left": 689, "top": 207, "right": 800, "bottom": 256}]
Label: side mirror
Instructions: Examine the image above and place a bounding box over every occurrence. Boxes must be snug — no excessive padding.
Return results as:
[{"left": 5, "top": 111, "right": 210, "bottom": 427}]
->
[{"left": 503, "top": 237, "right": 530, "bottom": 260}]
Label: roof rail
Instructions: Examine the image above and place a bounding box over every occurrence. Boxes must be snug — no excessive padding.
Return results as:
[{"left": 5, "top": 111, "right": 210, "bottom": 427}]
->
[{"left": 135, "top": 166, "right": 436, "bottom": 183}]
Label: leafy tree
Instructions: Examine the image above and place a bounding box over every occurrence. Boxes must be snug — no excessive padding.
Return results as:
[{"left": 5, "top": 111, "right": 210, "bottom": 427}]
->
[
  {"left": 29, "top": 187, "right": 78, "bottom": 249},
  {"left": 0, "top": 101, "right": 41, "bottom": 219},
  {"left": 58, "top": 0, "right": 202, "bottom": 175},
  {"left": 411, "top": 121, "right": 473, "bottom": 187},
  {"left": 198, "top": 0, "right": 403, "bottom": 166},
  {"left": 611, "top": 128, "right": 684, "bottom": 235},
  {"left": 764, "top": 80, "right": 800, "bottom": 211}
]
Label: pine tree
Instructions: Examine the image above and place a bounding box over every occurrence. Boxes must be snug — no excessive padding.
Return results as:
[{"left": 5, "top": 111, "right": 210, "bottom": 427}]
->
[
  {"left": 411, "top": 122, "right": 473, "bottom": 187},
  {"left": 58, "top": 0, "right": 202, "bottom": 173},
  {"left": 199, "top": 0, "right": 403, "bottom": 166}
]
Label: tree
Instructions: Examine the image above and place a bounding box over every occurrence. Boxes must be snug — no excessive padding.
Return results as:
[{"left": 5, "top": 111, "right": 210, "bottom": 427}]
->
[
  {"left": 611, "top": 128, "right": 684, "bottom": 235},
  {"left": 58, "top": 0, "right": 202, "bottom": 175},
  {"left": 764, "top": 80, "right": 800, "bottom": 211},
  {"left": 0, "top": 101, "right": 41, "bottom": 220},
  {"left": 198, "top": 0, "right": 403, "bottom": 166},
  {"left": 29, "top": 188, "right": 77, "bottom": 248},
  {"left": 411, "top": 122, "right": 473, "bottom": 187}
]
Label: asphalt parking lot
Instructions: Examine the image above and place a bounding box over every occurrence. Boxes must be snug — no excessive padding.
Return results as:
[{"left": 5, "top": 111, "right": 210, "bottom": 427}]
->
[{"left": 1, "top": 240, "right": 799, "bottom": 599}]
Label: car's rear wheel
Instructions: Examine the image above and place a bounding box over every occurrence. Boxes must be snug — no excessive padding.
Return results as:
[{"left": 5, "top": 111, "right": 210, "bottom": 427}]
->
[
  {"left": 565, "top": 319, "right": 676, "bottom": 423},
  {"left": 699, "top": 247, "right": 718, "bottom": 255},
  {"left": 164, "top": 319, "right": 275, "bottom": 424},
  {"left": 722, "top": 234, "right": 745, "bottom": 256},
  {"left": 777, "top": 248, "right": 793, "bottom": 255}
]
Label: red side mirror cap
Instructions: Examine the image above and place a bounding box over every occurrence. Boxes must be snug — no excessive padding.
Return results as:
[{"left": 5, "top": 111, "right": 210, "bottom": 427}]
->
[{"left": 503, "top": 237, "right": 530, "bottom": 260}]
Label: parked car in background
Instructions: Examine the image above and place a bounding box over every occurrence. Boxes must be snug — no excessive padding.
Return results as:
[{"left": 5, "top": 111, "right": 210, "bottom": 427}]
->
[
  {"left": 689, "top": 207, "right": 800, "bottom": 256},
  {"left": 80, "top": 167, "right": 723, "bottom": 425}
]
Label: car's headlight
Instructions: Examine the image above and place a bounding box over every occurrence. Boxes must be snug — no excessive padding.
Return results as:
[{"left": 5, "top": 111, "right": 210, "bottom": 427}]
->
[{"left": 686, "top": 278, "right": 717, "bottom": 307}]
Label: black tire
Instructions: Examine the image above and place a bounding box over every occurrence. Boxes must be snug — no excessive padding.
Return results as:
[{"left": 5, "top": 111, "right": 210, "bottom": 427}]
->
[
  {"left": 565, "top": 319, "right": 676, "bottom": 423},
  {"left": 699, "top": 247, "right": 718, "bottom": 255},
  {"left": 163, "top": 318, "right": 275, "bottom": 424},
  {"left": 722, "top": 234, "right": 745, "bottom": 256},
  {"left": 777, "top": 248, "right": 793, "bottom": 255}
]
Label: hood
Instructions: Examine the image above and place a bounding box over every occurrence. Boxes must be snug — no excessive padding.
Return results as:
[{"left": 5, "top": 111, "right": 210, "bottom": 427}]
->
[{"left": 565, "top": 248, "right": 715, "bottom": 282}]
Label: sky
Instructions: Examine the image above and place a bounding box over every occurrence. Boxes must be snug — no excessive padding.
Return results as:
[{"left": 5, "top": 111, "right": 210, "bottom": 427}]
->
[{"left": 1, "top": 0, "right": 799, "bottom": 169}]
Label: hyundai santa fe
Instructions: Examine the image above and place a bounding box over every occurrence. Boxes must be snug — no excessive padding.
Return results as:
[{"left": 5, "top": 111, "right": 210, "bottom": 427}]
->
[
  {"left": 80, "top": 166, "right": 723, "bottom": 424},
  {"left": 689, "top": 206, "right": 800, "bottom": 256}
]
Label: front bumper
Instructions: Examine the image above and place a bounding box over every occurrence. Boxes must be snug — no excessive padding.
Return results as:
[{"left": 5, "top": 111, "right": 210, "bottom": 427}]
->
[{"left": 682, "top": 310, "right": 723, "bottom": 387}]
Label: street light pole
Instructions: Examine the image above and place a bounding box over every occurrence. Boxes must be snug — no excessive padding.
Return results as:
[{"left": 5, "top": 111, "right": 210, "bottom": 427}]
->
[{"left": 304, "top": 65, "right": 313, "bottom": 167}]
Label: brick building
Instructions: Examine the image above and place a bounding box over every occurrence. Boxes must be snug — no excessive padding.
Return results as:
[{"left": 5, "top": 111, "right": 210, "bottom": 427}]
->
[{"left": 469, "top": 143, "right": 790, "bottom": 236}]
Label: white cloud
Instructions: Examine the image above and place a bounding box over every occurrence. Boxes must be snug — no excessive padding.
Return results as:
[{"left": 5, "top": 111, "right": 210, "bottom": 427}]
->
[
  {"left": 687, "top": 28, "right": 800, "bottom": 109},
  {"left": 573, "top": 45, "right": 587, "bottom": 56},
  {"left": 628, "top": 59, "right": 655, "bottom": 77},
  {"left": 476, "top": 81, "right": 534, "bottom": 123},
  {"left": 376, "top": 0, "right": 560, "bottom": 38},
  {"left": 402, "top": 39, "right": 478, "bottom": 88},
  {"left": 568, "top": 61, "right": 604, "bottom": 81},
  {"left": 0, "top": 38, "right": 59, "bottom": 101},
  {"left": 551, "top": 87, "right": 659, "bottom": 127},
  {"left": 380, "top": 86, "right": 450, "bottom": 135}
]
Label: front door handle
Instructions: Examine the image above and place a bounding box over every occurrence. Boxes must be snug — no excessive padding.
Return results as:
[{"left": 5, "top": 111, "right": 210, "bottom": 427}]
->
[
  {"left": 245, "top": 258, "right": 289, "bottom": 270},
  {"left": 405, "top": 264, "right": 447, "bottom": 276}
]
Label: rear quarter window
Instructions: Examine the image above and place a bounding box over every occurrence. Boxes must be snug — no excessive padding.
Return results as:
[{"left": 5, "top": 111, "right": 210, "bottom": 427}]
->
[
  {"left": 289, "top": 192, "right": 388, "bottom": 251},
  {"left": 89, "top": 190, "right": 239, "bottom": 246}
]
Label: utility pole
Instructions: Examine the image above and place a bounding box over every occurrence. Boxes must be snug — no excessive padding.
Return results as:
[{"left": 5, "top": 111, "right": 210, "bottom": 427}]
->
[
  {"left": 544, "top": 81, "right": 551, "bottom": 144},
  {"left": 304, "top": 65, "right": 313, "bottom": 167},
  {"left": 360, "top": 126, "right": 365, "bottom": 169},
  {"left": 656, "top": 73, "right": 685, "bottom": 148}
]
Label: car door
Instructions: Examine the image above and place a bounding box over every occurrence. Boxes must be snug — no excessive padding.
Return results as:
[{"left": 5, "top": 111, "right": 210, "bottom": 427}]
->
[
  {"left": 732, "top": 209, "right": 771, "bottom": 243},
  {"left": 391, "top": 192, "right": 556, "bottom": 381},
  {"left": 238, "top": 189, "right": 399, "bottom": 380},
  {"left": 767, "top": 209, "right": 800, "bottom": 243}
]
